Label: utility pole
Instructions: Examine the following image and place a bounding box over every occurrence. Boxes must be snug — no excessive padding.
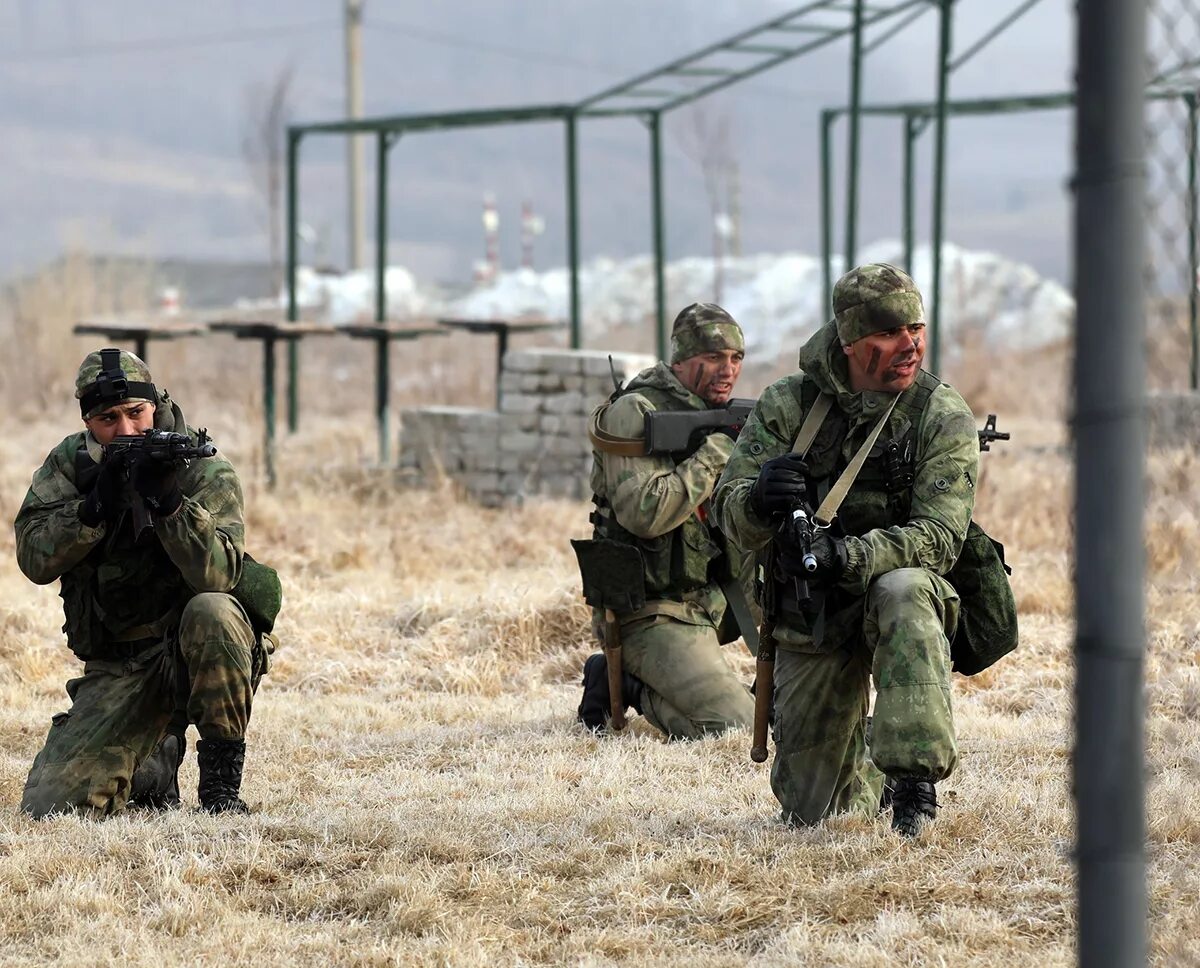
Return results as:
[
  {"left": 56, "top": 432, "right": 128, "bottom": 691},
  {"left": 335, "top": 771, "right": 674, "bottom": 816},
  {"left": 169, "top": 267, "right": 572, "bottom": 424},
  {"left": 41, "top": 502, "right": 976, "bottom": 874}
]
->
[{"left": 345, "top": 0, "right": 365, "bottom": 271}]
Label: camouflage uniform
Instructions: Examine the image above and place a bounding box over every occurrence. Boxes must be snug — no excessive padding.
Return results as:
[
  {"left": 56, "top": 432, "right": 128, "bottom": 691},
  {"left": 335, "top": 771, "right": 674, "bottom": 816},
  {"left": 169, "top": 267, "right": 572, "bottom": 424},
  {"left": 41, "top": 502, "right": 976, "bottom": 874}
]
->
[
  {"left": 712, "top": 267, "right": 978, "bottom": 825},
  {"left": 585, "top": 305, "right": 754, "bottom": 739},
  {"left": 15, "top": 350, "right": 264, "bottom": 818}
]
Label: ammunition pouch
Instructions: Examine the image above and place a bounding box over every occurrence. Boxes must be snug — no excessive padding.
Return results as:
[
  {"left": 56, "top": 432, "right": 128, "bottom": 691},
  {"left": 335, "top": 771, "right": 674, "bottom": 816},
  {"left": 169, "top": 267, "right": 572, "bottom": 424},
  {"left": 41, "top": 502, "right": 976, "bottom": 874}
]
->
[
  {"left": 231, "top": 553, "right": 282, "bottom": 636},
  {"left": 946, "top": 521, "right": 1017, "bottom": 675}
]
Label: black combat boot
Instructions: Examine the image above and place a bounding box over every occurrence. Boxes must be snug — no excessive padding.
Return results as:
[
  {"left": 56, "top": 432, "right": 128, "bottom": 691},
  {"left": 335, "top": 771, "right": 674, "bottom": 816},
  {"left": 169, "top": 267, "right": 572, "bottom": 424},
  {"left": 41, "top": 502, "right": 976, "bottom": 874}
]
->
[
  {"left": 196, "top": 738, "right": 251, "bottom": 814},
  {"left": 576, "top": 652, "right": 644, "bottom": 731},
  {"left": 128, "top": 731, "right": 186, "bottom": 810},
  {"left": 888, "top": 775, "right": 938, "bottom": 837}
]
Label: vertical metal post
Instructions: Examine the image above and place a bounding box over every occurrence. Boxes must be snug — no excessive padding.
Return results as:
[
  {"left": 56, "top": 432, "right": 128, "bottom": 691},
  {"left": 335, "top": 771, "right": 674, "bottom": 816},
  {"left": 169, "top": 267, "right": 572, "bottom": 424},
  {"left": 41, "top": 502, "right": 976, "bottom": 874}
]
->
[
  {"left": 929, "top": 0, "right": 954, "bottom": 376},
  {"left": 375, "top": 132, "right": 390, "bottom": 324},
  {"left": 286, "top": 130, "right": 300, "bottom": 325},
  {"left": 903, "top": 113, "right": 918, "bottom": 274},
  {"left": 1187, "top": 93, "right": 1199, "bottom": 391},
  {"left": 1074, "top": 0, "right": 1147, "bottom": 962},
  {"left": 565, "top": 113, "right": 582, "bottom": 349},
  {"left": 649, "top": 111, "right": 667, "bottom": 361},
  {"left": 821, "top": 110, "right": 836, "bottom": 316},
  {"left": 264, "top": 336, "right": 277, "bottom": 488},
  {"left": 286, "top": 341, "right": 299, "bottom": 433},
  {"left": 344, "top": 0, "right": 366, "bottom": 270},
  {"left": 843, "top": 0, "right": 865, "bottom": 270},
  {"left": 135, "top": 335, "right": 148, "bottom": 363},
  {"left": 375, "top": 131, "right": 392, "bottom": 464},
  {"left": 285, "top": 130, "right": 300, "bottom": 444}
]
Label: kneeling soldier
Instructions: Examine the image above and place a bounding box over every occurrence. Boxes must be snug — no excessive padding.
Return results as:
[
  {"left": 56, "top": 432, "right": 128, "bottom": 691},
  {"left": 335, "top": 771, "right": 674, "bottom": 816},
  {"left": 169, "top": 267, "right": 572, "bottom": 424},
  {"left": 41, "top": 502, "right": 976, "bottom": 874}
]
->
[
  {"left": 576, "top": 304, "right": 755, "bottom": 739},
  {"left": 15, "top": 349, "right": 279, "bottom": 817},
  {"left": 713, "top": 265, "right": 978, "bottom": 836}
]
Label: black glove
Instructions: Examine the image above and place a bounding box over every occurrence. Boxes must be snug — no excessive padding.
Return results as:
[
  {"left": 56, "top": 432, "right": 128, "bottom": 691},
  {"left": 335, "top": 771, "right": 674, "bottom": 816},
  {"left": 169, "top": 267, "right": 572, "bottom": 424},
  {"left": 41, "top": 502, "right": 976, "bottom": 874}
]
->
[
  {"left": 776, "top": 527, "right": 847, "bottom": 586},
  {"left": 751, "top": 453, "right": 809, "bottom": 519},
  {"left": 78, "top": 451, "right": 129, "bottom": 527},
  {"left": 130, "top": 455, "right": 182, "bottom": 516}
]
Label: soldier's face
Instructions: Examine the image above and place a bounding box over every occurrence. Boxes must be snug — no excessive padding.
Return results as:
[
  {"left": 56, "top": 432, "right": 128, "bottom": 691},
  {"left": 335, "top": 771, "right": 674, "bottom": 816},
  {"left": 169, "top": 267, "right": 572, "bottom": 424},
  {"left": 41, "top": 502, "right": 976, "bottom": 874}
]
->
[
  {"left": 672, "top": 349, "right": 744, "bottom": 405},
  {"left": 842, "top": 323, "right": 925, "bottom": 393},
  {"left": 84, "top": 401, "right": 155, "bottom": 444}
]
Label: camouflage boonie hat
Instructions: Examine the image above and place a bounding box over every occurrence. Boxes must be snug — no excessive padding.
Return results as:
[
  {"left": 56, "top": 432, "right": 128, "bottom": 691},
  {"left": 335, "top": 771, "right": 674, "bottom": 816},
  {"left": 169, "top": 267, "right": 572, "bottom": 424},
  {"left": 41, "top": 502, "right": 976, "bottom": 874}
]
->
[
  {"left": 75, "top": 348, "right": 158, "bottom": 418},
  {"left": 833, "top": 263, "right": 925, "bottom": 345},
  {"left": 669, "top": 303, "right": 744, "bottom": 364}
]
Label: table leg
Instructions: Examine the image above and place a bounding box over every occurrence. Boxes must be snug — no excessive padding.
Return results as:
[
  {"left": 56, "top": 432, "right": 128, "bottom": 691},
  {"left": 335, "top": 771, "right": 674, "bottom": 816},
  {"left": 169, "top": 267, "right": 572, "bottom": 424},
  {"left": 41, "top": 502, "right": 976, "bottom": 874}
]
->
[
  {"left": 264, "top": 336, "right": 277, "bottom": 487},
  {"left": 376, "top": 334, "right": 390, "bottom": 464}
]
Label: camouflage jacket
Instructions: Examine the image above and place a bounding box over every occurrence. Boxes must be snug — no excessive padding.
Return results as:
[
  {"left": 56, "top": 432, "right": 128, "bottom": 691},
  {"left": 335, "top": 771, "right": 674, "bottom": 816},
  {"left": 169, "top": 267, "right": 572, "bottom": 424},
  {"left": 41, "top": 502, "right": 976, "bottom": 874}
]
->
[
  {"left": 589, "top": 362, "right": 737, "bottom": 630},
  {"left": 14, "top": 396, "right": 245, "bottom": 660},
  {"left": 712, "top": 320, "right": 978, "bottom": 648}
]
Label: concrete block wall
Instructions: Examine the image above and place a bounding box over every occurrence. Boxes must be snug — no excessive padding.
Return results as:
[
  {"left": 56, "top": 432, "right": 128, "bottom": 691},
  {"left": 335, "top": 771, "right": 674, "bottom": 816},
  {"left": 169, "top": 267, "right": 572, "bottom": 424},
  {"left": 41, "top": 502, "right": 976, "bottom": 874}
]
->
[{"left": 399, "top": 348, "right": 655, "bottom": 505}]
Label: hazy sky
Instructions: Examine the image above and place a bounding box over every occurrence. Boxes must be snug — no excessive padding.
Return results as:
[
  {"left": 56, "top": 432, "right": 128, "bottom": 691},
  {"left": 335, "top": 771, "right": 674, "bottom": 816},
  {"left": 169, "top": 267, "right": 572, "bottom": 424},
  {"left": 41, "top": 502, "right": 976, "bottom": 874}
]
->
[{"left": 1, "top": 1, "right": 1077, "bottom": 287}]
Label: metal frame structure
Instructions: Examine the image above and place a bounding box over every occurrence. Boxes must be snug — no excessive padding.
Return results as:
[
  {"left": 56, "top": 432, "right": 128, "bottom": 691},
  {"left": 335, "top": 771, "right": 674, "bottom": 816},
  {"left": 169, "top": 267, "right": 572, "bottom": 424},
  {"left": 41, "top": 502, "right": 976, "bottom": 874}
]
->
[
  {"left": 820, "top": 80, "right": 1200, "bottom": 376},
  {"left": 284, "top": 0, "right": 970, "bottom": 434}
]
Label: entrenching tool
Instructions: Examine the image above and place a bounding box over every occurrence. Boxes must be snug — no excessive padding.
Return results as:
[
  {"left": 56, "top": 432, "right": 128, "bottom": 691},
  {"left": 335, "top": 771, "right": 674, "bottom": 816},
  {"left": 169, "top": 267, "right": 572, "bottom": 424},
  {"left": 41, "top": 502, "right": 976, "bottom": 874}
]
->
[{"left": 570, "top": 538, "right": 647, "bottom": 732}]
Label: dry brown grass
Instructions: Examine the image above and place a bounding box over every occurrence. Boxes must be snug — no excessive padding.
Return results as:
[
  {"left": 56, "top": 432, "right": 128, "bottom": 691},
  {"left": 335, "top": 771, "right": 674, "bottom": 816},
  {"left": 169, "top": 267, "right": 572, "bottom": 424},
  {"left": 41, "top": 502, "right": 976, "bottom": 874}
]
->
[{"left": 0, "top": 322, "right": 1197, "bottom": 967}]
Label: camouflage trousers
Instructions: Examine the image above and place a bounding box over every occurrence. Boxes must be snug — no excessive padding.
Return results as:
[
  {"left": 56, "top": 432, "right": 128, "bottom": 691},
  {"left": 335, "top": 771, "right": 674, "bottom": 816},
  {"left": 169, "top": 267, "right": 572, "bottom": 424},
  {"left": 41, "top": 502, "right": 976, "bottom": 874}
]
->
[
  {"left": 771, "top": 568, "right": 959, "bottom": 825},
  {"left": 621, "top": 617, "right": 754, "bottom": 740},
  {"left": 21, "top": 593, "right": 258, "bottom": 819}
]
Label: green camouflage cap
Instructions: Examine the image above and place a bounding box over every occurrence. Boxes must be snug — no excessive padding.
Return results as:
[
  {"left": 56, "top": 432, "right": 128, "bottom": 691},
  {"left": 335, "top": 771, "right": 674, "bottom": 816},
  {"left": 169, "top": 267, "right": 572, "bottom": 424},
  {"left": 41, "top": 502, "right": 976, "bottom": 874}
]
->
[
  {"left": 833, "top": 263, "right": 925, "bottom": 344},
  {"left": 669, "top": 302, "right": 744, "bottom": 364},
  {"left": 75, "top": 348, "right": 158, "bottom": 417}
]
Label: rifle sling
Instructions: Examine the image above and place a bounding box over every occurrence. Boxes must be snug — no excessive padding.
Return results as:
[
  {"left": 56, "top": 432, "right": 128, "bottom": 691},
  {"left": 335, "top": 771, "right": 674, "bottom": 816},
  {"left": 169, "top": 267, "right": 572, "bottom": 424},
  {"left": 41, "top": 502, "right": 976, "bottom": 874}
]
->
[
  {"left": 587, "top": 401, "right": 647, "bottom": 457},
  {"left": 790, "top": 392, "right": 900, "bottom": 528},
  {"left": 717, "top": 574, "right": 759, "bottom": 655}
]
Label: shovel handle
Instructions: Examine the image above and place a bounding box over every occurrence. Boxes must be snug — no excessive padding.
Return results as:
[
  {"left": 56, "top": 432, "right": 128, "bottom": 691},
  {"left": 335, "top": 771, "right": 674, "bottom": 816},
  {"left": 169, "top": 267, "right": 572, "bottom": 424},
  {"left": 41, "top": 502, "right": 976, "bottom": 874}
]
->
[{"left": 603, "top": 608, "right": 626, "bottom": 732}]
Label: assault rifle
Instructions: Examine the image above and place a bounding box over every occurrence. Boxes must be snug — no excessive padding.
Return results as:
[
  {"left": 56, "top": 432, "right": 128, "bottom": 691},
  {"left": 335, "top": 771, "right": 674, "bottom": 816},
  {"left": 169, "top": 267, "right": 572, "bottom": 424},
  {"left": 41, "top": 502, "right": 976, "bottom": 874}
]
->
[
  {"left": 750, "top": 505, "right": 818, "bottom": 763},
  {"left": 978, "top": 414, "right": 1009, "bottom": 452},
  {"left": 643, "top": 398, "right": 755, "bottom": 455},
  {"left": 101, "top": 429, "right": 217, "bottom": 535}
]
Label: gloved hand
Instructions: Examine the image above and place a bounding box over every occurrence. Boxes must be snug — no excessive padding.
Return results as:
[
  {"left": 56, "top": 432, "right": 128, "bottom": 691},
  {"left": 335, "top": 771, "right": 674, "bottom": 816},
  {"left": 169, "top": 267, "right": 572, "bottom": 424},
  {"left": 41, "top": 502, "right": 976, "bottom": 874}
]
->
[
  {"left": 751, "top": 453, "right": 809, "bottom": 520},
  {"left": 776, "top": 527, "right": 847, "bottom": 586},
  {"left": 78, "top": 451, "right": 129, "bottom": 527},
  {"left": 130, "top": 455, "right": 183, "bottom": 516}
]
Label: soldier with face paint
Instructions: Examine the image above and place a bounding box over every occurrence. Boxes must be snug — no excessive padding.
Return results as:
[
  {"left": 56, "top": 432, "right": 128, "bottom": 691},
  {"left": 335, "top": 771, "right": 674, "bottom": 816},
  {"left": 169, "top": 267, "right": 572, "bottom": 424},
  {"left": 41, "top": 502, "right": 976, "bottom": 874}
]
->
[
  {"left": 577, "top": 303, "right": 755, "bottom": 739},
  {"left": 712, "top": 264, "right": 979, "bottom": 837},
  {"left": 14, "top": 348, "right": 273, "bottom": 818}
]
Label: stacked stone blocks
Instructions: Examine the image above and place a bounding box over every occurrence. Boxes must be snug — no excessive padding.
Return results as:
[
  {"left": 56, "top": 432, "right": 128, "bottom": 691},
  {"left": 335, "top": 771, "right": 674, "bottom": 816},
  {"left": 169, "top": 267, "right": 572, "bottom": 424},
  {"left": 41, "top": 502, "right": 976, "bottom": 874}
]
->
[{"left": 399, "top": 348, "right": 655, "bottom": 505}]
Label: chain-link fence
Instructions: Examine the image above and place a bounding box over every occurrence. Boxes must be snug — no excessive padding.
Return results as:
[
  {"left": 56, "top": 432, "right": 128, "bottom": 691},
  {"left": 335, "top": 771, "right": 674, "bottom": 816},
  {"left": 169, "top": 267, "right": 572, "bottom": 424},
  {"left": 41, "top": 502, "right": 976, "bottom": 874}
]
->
[{"left": 1145, "top": 0, "right": 1200, "bottom": 389}]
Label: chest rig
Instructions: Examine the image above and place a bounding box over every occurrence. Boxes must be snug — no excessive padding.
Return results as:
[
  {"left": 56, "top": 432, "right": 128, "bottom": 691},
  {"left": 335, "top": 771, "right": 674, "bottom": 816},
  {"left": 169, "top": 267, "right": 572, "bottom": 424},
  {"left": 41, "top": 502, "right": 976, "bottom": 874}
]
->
[
  {"left": 589, "top": 383, "right": 723, "bottom": 600},
  {"left": 62, "top": 446, "right": 189, "bottom": 658},
  {"left": 794, "top": 370, "right": 939, "bottom": 538}
]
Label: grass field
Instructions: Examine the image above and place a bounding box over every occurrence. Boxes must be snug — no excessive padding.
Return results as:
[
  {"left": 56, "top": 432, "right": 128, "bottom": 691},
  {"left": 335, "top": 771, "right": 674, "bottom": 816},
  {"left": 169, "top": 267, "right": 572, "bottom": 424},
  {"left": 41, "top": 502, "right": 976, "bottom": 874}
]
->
[{"left": 0, "top": 327, "right": 1196, "bottom": 967}]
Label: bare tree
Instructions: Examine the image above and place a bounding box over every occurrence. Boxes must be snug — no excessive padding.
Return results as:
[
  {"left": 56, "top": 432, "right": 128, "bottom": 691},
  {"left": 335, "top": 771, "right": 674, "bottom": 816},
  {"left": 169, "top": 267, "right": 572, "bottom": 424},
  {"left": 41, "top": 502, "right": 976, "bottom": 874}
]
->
[
  {"left": 676, "top": 104, "right": 739, "bottom": 303},
  {"left": 242, "top": 64, "right": 296, "bottom": 297}
]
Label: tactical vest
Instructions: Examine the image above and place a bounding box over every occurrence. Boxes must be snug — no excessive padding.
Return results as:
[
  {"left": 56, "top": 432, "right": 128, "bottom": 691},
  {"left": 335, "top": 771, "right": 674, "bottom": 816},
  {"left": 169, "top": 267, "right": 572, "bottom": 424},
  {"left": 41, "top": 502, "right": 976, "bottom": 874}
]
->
[
  {"left": 591, "top": 384, "right": 723, "bottom": 599},
  {"left": 796, "top": 370, "right": 940, "bottom": 537},
  {"left": 64, "top": 447, "right": 189, "bottom": 659}
]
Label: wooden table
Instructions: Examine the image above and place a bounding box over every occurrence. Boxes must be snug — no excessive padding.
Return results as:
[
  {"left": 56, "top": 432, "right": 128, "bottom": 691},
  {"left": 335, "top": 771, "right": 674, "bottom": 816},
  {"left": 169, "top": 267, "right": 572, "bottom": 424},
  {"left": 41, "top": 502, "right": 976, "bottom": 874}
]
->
[
  {"left": 207, "top": 320, "right": 338, "bottom": 484},
  {"left": 437, "top": 317, "right": 566, "bottom": 407},
  {"left": 73, "top": 319, "right": 207, "bottom": 363},
  {"left": 339, "top": 323, "right": 448, "bottom": 463}
]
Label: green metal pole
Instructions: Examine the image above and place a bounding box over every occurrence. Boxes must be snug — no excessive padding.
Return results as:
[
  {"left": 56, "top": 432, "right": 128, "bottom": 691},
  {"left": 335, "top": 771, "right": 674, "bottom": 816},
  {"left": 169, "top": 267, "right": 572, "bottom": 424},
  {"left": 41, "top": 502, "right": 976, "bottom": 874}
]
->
[
  {"left": 930, "top": 0, "right": 954, "bottom": 376},
  {"left": 376, "top": 132, "right": 390, "bottom": 324},
  {"left": 649, "top": 111, "right": 667, "bottom": 361},
  {"left": 376, "top": 131, "right": 392, "bottom": 464},
  {"left": 903, "top": 113, "right": 918, "bottom": 274},
  {"left": 285, "top": 131, "right": 300, "bottom": 446},
  {"left": 565, "top": 113, "right": 581, "bottom": 349},
  {"left": 1188, "top": 93, "right": 1199, "bottom": 390},
  {"left": 844, "top": 0, "right": 865, "bottom": 270},
  {"left": 286, "top": 130, "right": 299, "bottom": 323},
  {"left": 821, "top": 110, "right": 835, "bottom": 316}
]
